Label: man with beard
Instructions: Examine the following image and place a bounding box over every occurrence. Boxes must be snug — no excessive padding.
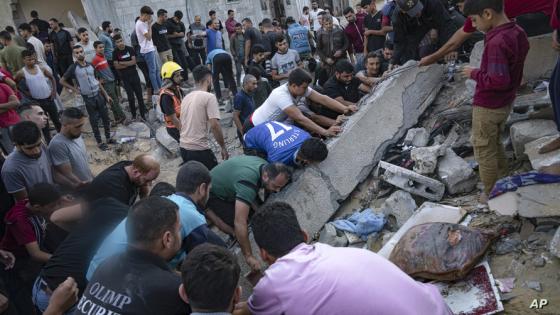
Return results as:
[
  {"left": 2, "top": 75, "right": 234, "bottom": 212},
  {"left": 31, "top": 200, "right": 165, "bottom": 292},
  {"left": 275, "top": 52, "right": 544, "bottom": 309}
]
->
[
  {"left": 205, "top": 157, "right": 292, "bottom": 272},
  {"left": 179, "top": 65, "right": 228, "bottom": 169},
  {"left": 316, "top": 14, "right": 349, "bottom": 86},
  {"left": 86, "top": 161, "right": 225, "bottom": 280},
  {"left": 48, "top": 108, "right": 93, "bottom": 190},
  {"left": 1, "top": 121, "right": 54, "bottom": 201},
  {"left": 323, "top": 60, "right": 362, "bottom": 107},
  {"left": 60, "top": 45, "right": 113, "bottom": 151}
]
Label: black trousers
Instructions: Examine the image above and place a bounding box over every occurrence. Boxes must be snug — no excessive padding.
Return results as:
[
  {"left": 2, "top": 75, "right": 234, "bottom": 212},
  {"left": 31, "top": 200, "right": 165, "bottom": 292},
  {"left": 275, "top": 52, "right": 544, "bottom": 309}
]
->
[
  {"left": 172, "top": 45, "right": 194, "bottom": 72},
  {"left": 83, "top": 93, "right": 111, "bottom": 144},
  {"left": 190, "top": 48, "right": 207, "bottom": 66},
  {"left": 34, "top": 98, "right": 61, "bottom": 131},
  {"left": 212, "top": 53, "right": 237, "bottom": 100},
  {"left": 56, "top": 54, "right": 73, "bottom": 77},
  {"left": 121, "top": 71, "right": 146, "bottom": 119},
  {"left": 180, "top": 148, "right": 218, "bottom": 170},
  {"left": 166, "top": 127, "right": 180, "bottom": 142}
]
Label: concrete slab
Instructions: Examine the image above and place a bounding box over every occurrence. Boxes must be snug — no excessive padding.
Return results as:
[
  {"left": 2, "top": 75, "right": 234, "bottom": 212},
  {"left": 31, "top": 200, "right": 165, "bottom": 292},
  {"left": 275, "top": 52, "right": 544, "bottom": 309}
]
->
[
  {"left": 470, "top": 34, "right": 556, "bottom": 81},
  {"left": 513, "top": 91, "right": 551, "bottom": 111},
  {"left": 404, "top": 127, "right": 430, "bottom": 147},
  {"left": 510, "top": 119, "right": 558, "bottom": 159},
  {"left": 525, "top": 135, "right": 560, "bottom": 170},
  {"left": 550, "top": 228, "right": 560, "bottom": 258},
  {"left": 155, "top": 126, "right": 179, "bottom": 155},
  {"left": 114, "top": 122, "right": 151, "bottom": 139},
  {"left": 268, "top": 61, "right": 444, "bottom": 236},
  {"left": 488, "top": 183, "right": 560, "bottom": 217},
  {"left": 377, "top": 202, "right": 466, "bottom": 258}
]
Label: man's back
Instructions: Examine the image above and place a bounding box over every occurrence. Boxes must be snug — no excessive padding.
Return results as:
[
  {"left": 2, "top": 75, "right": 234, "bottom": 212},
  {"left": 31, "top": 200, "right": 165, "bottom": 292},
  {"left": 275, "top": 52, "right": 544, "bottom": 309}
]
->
[
  {"left": 179, "top": 90, "right": 220, "bottom": 151},
  {"left": 0, "top": 45, "right": 25, "bottom": 74},
  {"left": 249, "top": 243, "right": 452, "bottom": 315},
  {"left": 251, "top": 84, "right": 312, "bottom": 126},
  {"left": 41, "top": 198, "right": 128, "bottom": 294},
  {"left": 77, "top": 248, "right": 188, "bottom": 315},
  {"left": 82, "top": 161, "right": 137, "bottom": 205},
  {"left": 244, "top": 121, "right": 310, "bottom": 166}
]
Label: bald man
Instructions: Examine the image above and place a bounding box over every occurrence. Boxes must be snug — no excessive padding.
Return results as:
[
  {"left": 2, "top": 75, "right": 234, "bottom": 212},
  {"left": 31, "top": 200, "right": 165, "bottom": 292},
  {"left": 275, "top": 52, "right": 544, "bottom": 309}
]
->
[{"left": 83, "top": 154, "right": 160, "bottom": 205}]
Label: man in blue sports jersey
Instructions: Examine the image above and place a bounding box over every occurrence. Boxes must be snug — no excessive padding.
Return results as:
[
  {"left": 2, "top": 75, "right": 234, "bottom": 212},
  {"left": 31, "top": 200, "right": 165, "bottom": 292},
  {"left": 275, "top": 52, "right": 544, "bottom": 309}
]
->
[{"left": 244, "top": 121, "right": 328, "bottom": 167}]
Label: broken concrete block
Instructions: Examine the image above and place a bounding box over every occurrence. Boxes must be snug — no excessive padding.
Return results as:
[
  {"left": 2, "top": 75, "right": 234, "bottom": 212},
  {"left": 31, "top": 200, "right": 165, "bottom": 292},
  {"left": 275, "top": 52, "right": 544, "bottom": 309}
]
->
[
  {"left": 268, "top": 61, "right": 444, "bottom": 238},
  {"left": 115, "top": 121, "right": 151, "bottom": 139},
  {"left": 513, "top": 90, "right": 551, "bottom": 111},
  {"left": 525, "top": 135, "right": 560, "bottom": 170},
  {"left": 378, "top": 202, "right": 466, "bottom": 258},
  {"left": 437, "top": 148, "right": 477, "bottom": 195},
  {"left": 404, "top": 127, "right": 430, "bottom": 147},
  {"left": 379, "top": 161, "right": 445, "bottom": 201},
  {"left": 488, "top": 183, "right": 560, "bottom": 217},
  {"left": 470, "top": 33, "right": 557, "bottom": 82},
  {"left": 318, "top": 223, "right": 348, "bottom": 247},
  {"left": 510, "top": 119, "right": 558, "bottom": 159},
  {"left": 380, "top": 190, "right": 417, "bottom": 229},
  {"left": 155, "top": 126, "right": 179, "bottom": 154},
  {"left": 550, "top": 228, "right": 560, "bottom": 258},
  {"left": 411, "top": 145, "right": 445, "bottom": 174}
]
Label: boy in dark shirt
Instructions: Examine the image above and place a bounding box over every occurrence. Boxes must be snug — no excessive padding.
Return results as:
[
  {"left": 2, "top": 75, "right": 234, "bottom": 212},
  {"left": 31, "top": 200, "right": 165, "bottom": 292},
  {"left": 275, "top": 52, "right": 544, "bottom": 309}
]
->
[
  {"left": 461, "top": 0, "right": 529, "bottom": 203},
  {"left": 113, "top": 34, "right": 146, "bottom": 120}
]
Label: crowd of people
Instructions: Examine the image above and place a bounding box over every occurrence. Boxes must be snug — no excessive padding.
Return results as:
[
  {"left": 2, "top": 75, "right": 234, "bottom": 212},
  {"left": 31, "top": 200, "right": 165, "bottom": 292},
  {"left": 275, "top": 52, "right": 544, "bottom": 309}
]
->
[{"left": 0, "top": 0, "right": 556, "bottom": 313}]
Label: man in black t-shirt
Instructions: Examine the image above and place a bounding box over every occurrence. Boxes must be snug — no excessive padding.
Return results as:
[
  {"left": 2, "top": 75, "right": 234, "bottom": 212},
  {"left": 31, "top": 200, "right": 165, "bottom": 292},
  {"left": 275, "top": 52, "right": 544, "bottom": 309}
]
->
[
  {"left": 167, "top": 11, "right": 192, "bottom": 78},
  {"left": 113, "top": 34, "right": 146, "bottom": 120},
  {"left": 75, "top": 197, "right": 188, "bottom": 315},
  {"left": 242, "top": 18, "right": 263, "bottom": 66},
  {"left": 362, "top": 0, "right": 386, "bottom": 53},
  {"left": 152, "top": 9, "right": 173, "bottom": 64},
  {"left": 29, "top": 10, "right": 50, "bottom": 42},
  {"left": 33, "top": 198, "right": 129, "bottom": 313},
  {"left": 48, "top": 18, "right": 74, "bottom": 77},
  {"left": 323, "top": 60, "right": 362, "bottom": 107},
  {"left": 83, "top": 154, "right": 160, "bottom": 206}
]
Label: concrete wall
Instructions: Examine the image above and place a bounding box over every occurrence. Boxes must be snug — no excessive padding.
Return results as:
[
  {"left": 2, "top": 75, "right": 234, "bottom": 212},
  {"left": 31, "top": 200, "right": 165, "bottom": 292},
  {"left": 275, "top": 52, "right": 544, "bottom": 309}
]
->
[
  {"left": 0, "top": 1, "right": 15, "bottom": 30},
  {"left": 17, "top": 0, "right": 86, "bottom": 27}
]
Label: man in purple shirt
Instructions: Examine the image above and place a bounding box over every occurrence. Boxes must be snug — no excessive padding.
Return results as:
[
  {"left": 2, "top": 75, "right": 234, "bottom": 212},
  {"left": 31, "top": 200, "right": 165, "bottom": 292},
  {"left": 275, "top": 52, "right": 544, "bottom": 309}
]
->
[
  {"left": 236, "top": 202, "right": 453, "bottom": 315},
  {"left": 343, "top": 7, "right": 366, "bottom": 70}
]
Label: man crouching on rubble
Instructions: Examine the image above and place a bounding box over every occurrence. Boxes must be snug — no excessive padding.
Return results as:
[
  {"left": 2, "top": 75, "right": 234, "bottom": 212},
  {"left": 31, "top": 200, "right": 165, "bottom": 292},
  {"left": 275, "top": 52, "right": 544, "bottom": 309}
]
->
[{"left": 460, "top": 0, "right": 529, "bottom": 203}]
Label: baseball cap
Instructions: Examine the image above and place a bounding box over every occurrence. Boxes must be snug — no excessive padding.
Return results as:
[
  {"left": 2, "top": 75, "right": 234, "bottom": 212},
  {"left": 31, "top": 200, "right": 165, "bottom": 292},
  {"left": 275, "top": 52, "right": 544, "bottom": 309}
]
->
[{"left": 396, "top": 0, "right": 424, "bottom": 17}]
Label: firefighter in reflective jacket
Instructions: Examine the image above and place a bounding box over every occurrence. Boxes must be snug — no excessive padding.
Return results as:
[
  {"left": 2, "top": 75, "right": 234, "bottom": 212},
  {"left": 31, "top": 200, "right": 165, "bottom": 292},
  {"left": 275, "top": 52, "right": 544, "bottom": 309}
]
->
[{"left": 159, "top": 61, "right": 184, "bottom": 142}]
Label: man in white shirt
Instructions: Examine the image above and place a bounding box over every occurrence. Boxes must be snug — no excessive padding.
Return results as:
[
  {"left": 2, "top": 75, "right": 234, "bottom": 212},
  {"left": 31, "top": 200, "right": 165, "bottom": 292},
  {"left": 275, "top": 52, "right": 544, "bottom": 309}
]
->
[
  {"left": 245, "top": 68, "right": 357, "bottom": 138},
  {"left": 309, "top": 1, "right": 324, "bottom": 34},
  {"left": 135, "top": 5, "right": 162, "bottom": 92},
  {"left": 17, "top": 23, "right": 46, "bottom": 65}
]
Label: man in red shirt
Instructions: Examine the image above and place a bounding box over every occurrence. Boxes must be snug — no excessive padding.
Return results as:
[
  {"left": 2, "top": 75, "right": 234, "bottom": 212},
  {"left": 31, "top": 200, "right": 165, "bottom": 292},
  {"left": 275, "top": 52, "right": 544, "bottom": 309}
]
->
[
  {"left": 343, "top": 7, "right": 366, "bottom": 70},
  {"left": 420, "top": 0, "right": 552, "bottom": 66},
  {"left": 460, "top": 0, "right": 529, "bottom": 203},
  {"left": 1, "top": 183, "right": 62, "bottom": 314},
  {"left": 0, "top": 82, "right": 20, "bottom": 154}
]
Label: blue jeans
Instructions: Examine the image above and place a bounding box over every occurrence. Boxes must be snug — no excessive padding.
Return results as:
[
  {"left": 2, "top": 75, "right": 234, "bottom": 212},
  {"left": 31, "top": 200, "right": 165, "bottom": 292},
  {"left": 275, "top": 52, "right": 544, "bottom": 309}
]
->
[
  {"left": 33, "top": 276, "right": 76, "bottom": 314},
  {"left": 142, "top": 50, "right": 162, "bottom": 92}
]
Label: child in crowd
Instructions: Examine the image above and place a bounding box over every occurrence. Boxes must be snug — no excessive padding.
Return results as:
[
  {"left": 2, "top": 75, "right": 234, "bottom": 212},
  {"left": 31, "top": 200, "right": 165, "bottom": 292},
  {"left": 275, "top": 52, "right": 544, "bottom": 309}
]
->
[{"left": 461, "top": 0, "right": 529, "bottom": 203}]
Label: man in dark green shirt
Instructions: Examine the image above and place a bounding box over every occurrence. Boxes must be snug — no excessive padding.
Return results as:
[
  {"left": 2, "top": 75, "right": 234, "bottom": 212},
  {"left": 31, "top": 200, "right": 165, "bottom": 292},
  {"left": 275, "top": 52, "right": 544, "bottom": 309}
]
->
[{"left": 206, "top": 155, "right": 292, "bottom": 272}]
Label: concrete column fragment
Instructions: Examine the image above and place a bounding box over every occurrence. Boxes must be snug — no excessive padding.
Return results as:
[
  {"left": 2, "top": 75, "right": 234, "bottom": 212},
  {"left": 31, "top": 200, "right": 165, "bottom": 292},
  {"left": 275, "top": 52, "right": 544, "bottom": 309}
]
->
[{"left": 379, "top": 161, "right": 445, "bottom": 201}]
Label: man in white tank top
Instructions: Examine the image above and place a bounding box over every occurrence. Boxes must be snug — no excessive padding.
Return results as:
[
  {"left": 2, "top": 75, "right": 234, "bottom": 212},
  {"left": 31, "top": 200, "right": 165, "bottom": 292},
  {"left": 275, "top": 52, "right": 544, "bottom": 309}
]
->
[{"left": 14, "top": 50, "right": 61, "bottom": 132}]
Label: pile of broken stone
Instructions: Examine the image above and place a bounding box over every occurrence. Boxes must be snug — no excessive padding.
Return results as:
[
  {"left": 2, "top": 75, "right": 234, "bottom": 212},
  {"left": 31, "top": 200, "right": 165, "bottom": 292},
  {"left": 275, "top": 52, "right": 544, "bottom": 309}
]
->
[{"left": 315, "top": 68, "right": 560, "bottom": 312}]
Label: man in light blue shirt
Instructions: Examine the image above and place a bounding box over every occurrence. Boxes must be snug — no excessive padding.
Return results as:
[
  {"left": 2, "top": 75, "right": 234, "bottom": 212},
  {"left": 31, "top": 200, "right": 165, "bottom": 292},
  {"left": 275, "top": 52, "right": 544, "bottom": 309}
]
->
[
  {"left": 86, "top": 161, "right": 226, "bottom": 279},
  {"left": 206, "top": 48, "right": 237, "bottom": 102}
]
